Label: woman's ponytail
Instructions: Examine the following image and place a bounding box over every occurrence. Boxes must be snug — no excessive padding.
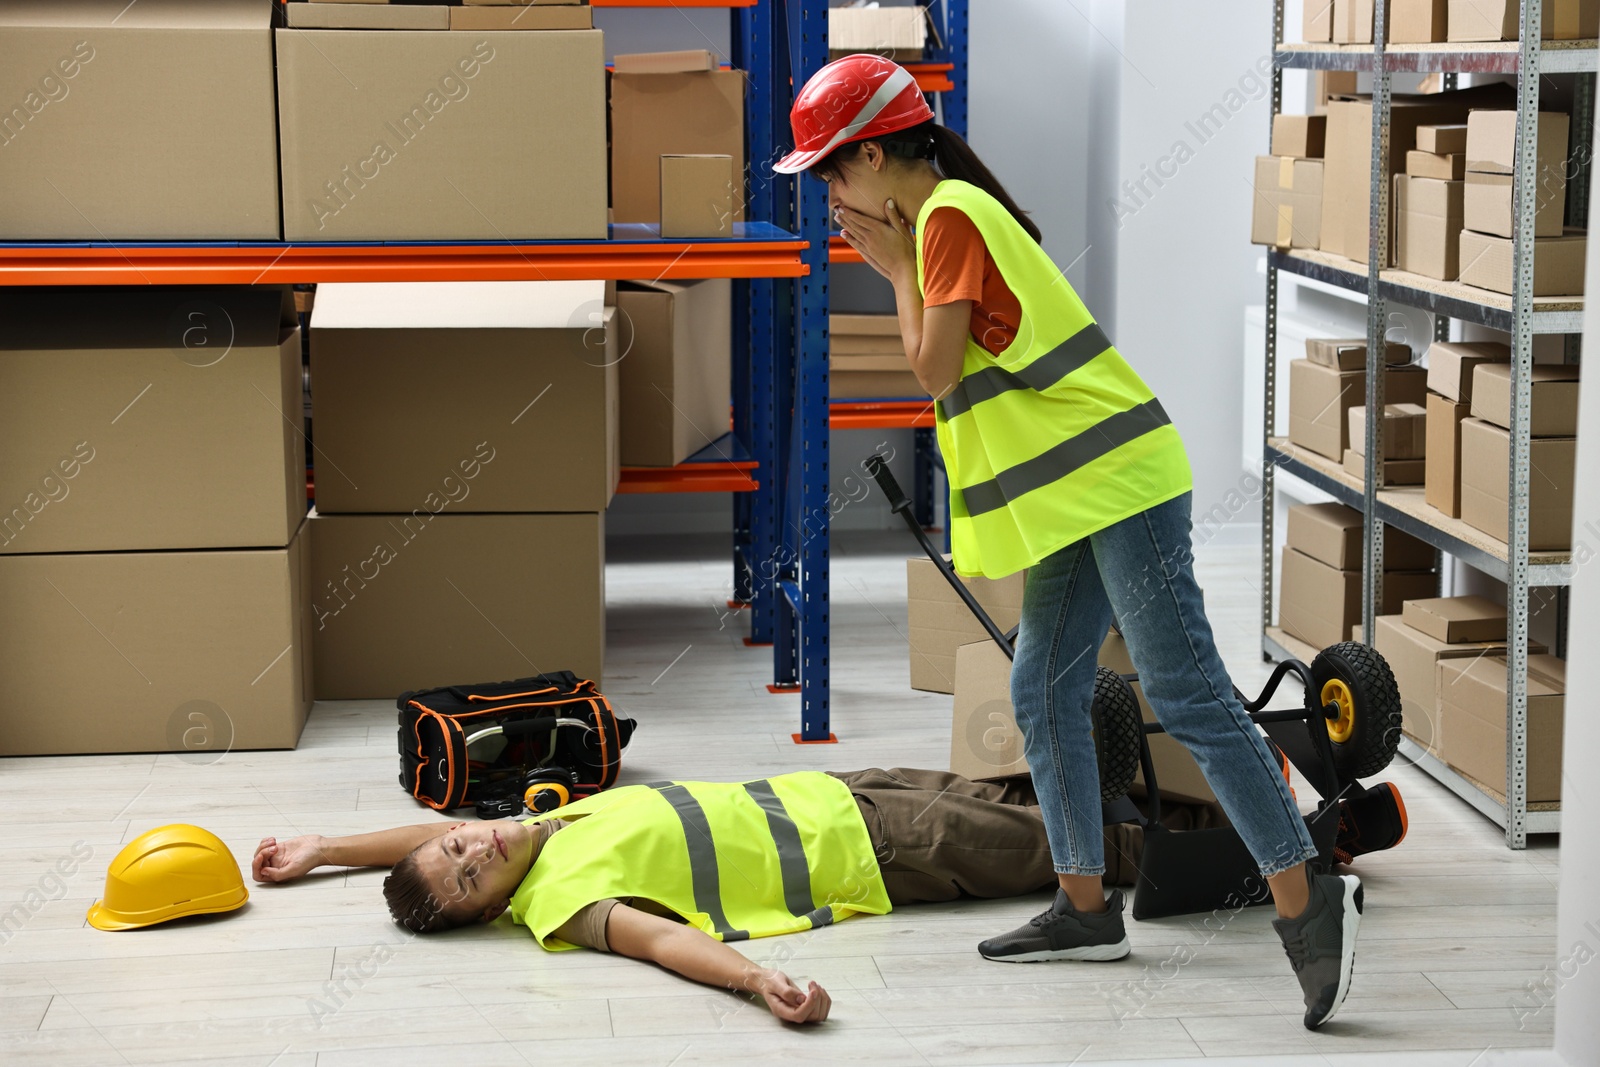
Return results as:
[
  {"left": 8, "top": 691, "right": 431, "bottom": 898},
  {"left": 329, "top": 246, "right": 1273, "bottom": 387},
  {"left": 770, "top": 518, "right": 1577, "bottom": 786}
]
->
[{"left": 927, "top": 124, "right": 1042, "bottom": 244}]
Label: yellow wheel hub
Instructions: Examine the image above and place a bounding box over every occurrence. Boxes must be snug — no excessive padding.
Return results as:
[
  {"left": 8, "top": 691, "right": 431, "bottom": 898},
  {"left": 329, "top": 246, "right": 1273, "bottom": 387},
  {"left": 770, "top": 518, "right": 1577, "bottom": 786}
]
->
[{"left": 1322, "top": 679, "right": 1356, "bottom": 743}]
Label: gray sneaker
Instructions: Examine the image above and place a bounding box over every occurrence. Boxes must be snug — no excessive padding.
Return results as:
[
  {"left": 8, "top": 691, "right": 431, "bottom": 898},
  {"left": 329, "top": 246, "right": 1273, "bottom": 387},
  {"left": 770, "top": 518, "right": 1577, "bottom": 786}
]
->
[
  {"left": 978, "top": 888, "right": 1131, "bottom": 962},
  {"left": 1273, "top": 872, "right": 1364, "bottom": 1029}
]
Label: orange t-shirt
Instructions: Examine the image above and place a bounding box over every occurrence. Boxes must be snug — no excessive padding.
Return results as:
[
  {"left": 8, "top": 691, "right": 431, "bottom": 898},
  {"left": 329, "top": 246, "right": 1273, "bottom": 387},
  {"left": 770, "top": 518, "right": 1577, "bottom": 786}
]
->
[{"left": 919, "top": 206, "right": 1023, "bottom": 357}]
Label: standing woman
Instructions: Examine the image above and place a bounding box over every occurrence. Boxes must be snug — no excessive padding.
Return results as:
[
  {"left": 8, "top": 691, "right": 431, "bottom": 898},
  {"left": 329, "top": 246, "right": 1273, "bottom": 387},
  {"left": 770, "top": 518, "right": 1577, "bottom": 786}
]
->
[{"left": 773, "top": 55, "right": 1362, "bottom": 1030}]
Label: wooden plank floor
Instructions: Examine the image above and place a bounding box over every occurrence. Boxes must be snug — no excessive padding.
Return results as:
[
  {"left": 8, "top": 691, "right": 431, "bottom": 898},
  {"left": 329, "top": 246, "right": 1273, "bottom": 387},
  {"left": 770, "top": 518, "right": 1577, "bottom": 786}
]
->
[{"left": 0, "top": 532, "right": 1559, "bottom": 1066}]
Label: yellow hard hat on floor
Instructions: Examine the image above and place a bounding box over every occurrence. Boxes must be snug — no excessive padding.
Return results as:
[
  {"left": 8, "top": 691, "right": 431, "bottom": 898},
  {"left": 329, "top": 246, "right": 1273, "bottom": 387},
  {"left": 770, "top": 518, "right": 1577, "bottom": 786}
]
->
[{"left": 87, "top": 824, "right": 249, "bottom": 931}]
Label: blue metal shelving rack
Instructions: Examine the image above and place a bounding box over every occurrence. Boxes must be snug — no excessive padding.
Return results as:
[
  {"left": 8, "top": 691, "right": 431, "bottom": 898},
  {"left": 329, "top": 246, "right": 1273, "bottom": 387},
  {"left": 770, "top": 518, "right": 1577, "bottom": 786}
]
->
[{"left": 731, "top": 0, "right": 969, "bottom": 741}]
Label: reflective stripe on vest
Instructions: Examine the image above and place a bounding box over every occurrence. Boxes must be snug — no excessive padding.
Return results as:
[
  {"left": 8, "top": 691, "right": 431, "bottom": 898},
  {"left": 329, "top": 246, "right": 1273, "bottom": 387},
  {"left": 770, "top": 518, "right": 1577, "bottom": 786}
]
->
[
  {"left": 915, "top": 180, "right": 1193, "bottom": 579},
  {"left": 652, "top": 784, "right": 750, "bottom": 941},
  {"left": 507, "top": 772, "right": 890, "bottom": 949}
]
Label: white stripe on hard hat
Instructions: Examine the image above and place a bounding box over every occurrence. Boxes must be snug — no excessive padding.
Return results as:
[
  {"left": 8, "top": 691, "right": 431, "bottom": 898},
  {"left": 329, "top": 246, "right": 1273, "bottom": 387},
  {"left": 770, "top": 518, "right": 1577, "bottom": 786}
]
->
[{"left": 808, "top": 65, "right": 918, "bottom": 162}]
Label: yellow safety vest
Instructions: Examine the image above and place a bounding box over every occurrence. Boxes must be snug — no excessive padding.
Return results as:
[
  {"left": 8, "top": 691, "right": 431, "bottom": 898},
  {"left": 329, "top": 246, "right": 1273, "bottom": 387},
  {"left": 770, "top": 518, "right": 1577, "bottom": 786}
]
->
[
  {"left": 916, "top": 180, "right": 1194, "bottom": 579},
  {"left": 507, "top": 771, "right": 892, "bottom": 950}
]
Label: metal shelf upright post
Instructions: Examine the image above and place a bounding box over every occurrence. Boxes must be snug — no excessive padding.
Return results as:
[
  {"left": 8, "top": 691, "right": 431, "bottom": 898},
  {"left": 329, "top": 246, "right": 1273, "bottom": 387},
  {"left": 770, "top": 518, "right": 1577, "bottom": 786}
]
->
[{"left": 1260, "top": 1, "right": 1595, "bottom": 847}]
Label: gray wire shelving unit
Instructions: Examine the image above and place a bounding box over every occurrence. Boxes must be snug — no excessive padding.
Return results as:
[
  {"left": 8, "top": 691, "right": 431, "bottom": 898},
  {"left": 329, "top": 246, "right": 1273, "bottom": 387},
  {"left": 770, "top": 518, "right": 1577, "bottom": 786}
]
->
[{"left": 1260, "top": 1, "right": 1596, "bottom": 847}]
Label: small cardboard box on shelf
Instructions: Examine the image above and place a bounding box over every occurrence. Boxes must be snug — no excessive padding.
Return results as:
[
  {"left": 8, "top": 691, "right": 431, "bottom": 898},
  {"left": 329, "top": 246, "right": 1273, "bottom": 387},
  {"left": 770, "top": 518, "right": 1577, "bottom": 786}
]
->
[
  {"left": 1459, "top": 418, "right": 1577, "bottom": 551},
  {"left": 1250, "top": 157, "right": 1324, "bottom": 249},
  {"left": 1470, "top": 362, "right": 1581, "bottom": 436},
  {"left": 1425, "top": 391, "right": 1473, "bottom": 517},
  {"left": 1458, "top": 229, "right": 1588, "bottom": 297}
]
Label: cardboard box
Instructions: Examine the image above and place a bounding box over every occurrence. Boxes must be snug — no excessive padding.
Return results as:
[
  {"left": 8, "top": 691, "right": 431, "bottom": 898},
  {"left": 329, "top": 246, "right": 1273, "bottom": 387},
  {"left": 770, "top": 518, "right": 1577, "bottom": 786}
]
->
[
  {"left": 1437, "top": 654, "right": 1565, "bottom": 802},
  {"left": 1458, "top": 229, "right": 1588, "bottom": 296},
  {"left": 829, "top": 5, "right": 928, "bottom": 54},
  {"left": 1373, "top": 612, "right": 1543, "bottom": 749},
  {"left": 0, "top": 522, "right": 312, "bottom": 755},
  {"left": 659, "top": 154, "right": 735, "bottom": 239},
  {"left": 1348, "top": 402, "right": 1428, "bottom": 460},
  {"left": 0, "top": 287, "right": 306, "bottom": 554},
  {"left": 1320, "top": 86, "right": 1514, "bottom": 261},
  {"left": 615, "top": 278, "right": 732, "bottom": 467},
  {"left": 1343, "top": 447, "right": 1427, "bottom": 485},
  {"left": 1397, "top": 176, "right": 1465, "bottom": 279},
  {"left": 275, "top": 29, "right": 606, "bottom": 241},
  {"left": 1287, "top": 501, "right": 1437, "bottom": 571},
  {"left": 1279, "top": 547, "right": 1437, "bottom": 651},
  {"left": 908, "top": 556, "right": 1025, "bottom": 694},
  {"left": 1463, "top": 171, "right": 1567, "bottom": 239},
  {"left": 310, "top": 510, "right": 602, "bottom": 699},
  {"left": 310, "top": 281, "right": 619, "bottom": 513},
  {"left": 461, "top": 0, "right": 588, "bottom": 5},
  {"left": 949, "top": 631, "right": 1217, "bottom": 804},
  {"left": 832, "top": 313, "right": 901, "bottom": 336},
  {"left": 1470, "top": 362, "right": 1581, "bottom": 436},
  {"left": 1333, "top": 0, "right": 1377, "bottom": 42},
  {"left": 1418, "top": 124, "right": 1469, "bottom": 154},
  {"left": 832, "top": 369, "right": 927, "bottom": 399},
  {"left": 1305, "top": 337, "right": 1412, "bottom": 371},
  {"left": 1427, "top": 340, "right": 1510, "bottom": 402},
  {"left": 1465, "top": 111, "right": 1571, "bottom": 193},
  {"left": 1391, "top": 0, "right": 1448, "bottom": 41},
  {"left": 448, "top": 6, "right": 593, "bottom": 29},
  {"left": 1305, "top": 0, "right": 1335, "bottom": 40},
  {"left": 833, "top": 335, "right": 906, "bottom": 356},
  {"left": 1272, "top": 115, "right": 1327, "bottom": 159},
  {"left": 1459, "top": 417, "right": 1576, "bottom": 550},
  {"left": 1406, "top": 150, "right": 1466, "bottom": 181},
  {"left": 1250, "top": 157, "right": 1324, "bottom": 249},
  {"left": 0, "top": 0, "right": 280, "bottom": 240},
  {"left": 612, "top": 49, "right": 715, "bottom": 73},
  {"left": 1289, "top": 359, "right": 1428, "bottom": 461},
  {"left": 611, "top": 67, "right": 745, "bottom": 226},
  {"left": 1403, "top": 595, "right": 1506, "bottom": 643},
  {"left": 949, "top": 640, "right": 1029, "bottom": 779},
  {"left": 1425, "top": 392, "right": 1473, "bottom": 516},
  {"left": 1447, "top": 0, "right": 1599, "bottom": 40},
  {"left": 288, "top": 4, "right": 449, "bottom": 28}
]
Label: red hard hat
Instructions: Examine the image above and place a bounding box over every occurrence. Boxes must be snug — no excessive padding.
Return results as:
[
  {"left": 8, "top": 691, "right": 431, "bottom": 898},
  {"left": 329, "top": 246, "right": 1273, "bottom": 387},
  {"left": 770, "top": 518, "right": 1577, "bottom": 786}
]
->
[{"left": 773, "top": 54, "right": 935, "bottom": 174}]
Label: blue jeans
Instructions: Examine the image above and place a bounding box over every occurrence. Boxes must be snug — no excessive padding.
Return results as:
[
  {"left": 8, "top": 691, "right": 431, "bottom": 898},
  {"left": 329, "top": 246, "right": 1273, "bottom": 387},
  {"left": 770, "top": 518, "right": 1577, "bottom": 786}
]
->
[{"left": 1009, "top": 492, "right": 1316, "bottom": 878}]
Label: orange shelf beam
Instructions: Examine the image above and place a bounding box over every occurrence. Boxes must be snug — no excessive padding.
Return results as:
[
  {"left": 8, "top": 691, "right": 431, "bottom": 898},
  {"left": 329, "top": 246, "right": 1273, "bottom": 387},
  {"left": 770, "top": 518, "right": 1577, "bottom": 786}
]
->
[
  {"left": 0, "top": 233, "right": 807, "bottom": 286},
  {"left": 618, "top": 462, "right": 758, "bottom": 494},
  {"left": 829, "top": 235, "right": 864, "bottom": 264},
  {"left": 829, "top": 399, "right": 935, "bottom": 430},
  {"left": 904, "top": 62, "right": 956, "bottom": 93}
]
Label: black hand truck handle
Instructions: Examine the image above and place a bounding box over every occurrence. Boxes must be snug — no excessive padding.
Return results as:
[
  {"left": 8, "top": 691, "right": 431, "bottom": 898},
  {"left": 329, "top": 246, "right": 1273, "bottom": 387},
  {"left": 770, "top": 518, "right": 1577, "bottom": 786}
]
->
[{"left": 864, "top": 452, "right": 1015, "bottom": 659}]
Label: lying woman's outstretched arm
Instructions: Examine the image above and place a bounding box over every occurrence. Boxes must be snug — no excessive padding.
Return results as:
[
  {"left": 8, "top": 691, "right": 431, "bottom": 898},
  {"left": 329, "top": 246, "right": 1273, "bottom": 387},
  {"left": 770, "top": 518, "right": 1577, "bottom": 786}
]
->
[{"left": 252, "top": 823, "right": 455, "bottom": 882}]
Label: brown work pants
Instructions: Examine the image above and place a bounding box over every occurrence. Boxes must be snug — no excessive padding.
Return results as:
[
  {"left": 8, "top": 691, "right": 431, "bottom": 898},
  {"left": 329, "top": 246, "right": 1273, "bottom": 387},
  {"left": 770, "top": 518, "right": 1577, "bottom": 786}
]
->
[{"left": 827, "top": 768, "right": 1133, "bottom": 904}]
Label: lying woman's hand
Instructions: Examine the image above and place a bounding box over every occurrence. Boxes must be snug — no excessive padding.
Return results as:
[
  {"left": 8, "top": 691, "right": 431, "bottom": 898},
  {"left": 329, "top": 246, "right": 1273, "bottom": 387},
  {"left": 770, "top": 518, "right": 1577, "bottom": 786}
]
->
[
  {"left": 252, "top": 835, "right": 327, "bottom": 884},
  {"left": 757, "top": 971, "right": 832, "bottom": 1025}
]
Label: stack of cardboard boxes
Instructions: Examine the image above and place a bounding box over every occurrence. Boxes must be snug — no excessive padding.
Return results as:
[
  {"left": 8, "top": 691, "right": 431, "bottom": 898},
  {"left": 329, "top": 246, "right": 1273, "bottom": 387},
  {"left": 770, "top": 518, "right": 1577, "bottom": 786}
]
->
[
  {"left": 909, "top": 560, "right": 1218, "bottom": 804},
  {"left": 1345, "top": 401, "right": 1427, "bottom": 484},
  {"left": 1251, "top": 115, "right": 1326, "bottom": 250},
  {"left": 610, "top": 50, "right": 747, "bottom": 230},
  {"left": 1278, "top": 503, "right": 1436, "bottom": 650},
  {"left": 0, "top": 288, "right": 313, "bottom": 755},
  {"left": 1395, "top": 124, "right": 1467, "bottom": 280},
  {"left": 1374, "top": 596, "right": 1563, "bottom": 802},
  {"left": 831, "top": 315, "right": 925, "bottom": 399},
  {"left": 1422, "top": 341, "right": 1508, "bottom": 518},
  {"left": 1302, "top": 0, "right": 1599, "bottom": 44},
  {"left": 828, "top": 5, "right": 932, "bottom": 61},
  {"left": 0, "top": 3, "right": 626, "bottom": 243},
  {"left": 307, "top": 281, "right": 617, "bottom": 699},
  {"left": 1457, "top": 110, "right": 1586, "bottom": 296},
  {"left": 1288, "top": 338, "right": 1425, "bottom": 467},
  {"left": 1459, "top": 360, "right": 1581, "bottom": 551}
]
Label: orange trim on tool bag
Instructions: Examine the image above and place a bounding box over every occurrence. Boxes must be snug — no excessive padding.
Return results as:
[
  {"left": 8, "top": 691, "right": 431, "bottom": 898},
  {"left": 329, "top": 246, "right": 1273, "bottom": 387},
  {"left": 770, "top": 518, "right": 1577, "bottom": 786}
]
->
[{"left": 466, "top": 686, "right": 560, "bottom": 702}]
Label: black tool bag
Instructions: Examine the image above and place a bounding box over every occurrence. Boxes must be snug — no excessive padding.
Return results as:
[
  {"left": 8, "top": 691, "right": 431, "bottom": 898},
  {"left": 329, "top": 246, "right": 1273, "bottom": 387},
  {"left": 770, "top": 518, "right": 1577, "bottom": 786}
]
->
[{"left": 396, "top": 671, "right": 636, "bottom": 812}]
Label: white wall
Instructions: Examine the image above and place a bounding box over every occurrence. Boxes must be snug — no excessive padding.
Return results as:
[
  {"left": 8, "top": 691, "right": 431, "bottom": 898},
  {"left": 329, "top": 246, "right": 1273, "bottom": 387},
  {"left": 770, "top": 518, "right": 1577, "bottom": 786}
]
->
[
  {"left": 1088, "top": 0, "right": 1277, "bottom": 528},
  {"left": 1553, "top": 182, "right": 1600, "bottom": 1062}
]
